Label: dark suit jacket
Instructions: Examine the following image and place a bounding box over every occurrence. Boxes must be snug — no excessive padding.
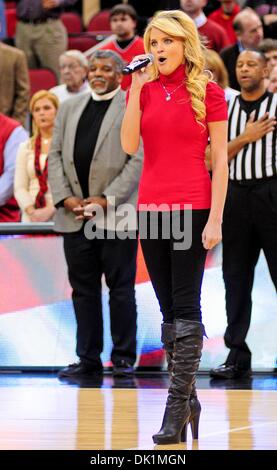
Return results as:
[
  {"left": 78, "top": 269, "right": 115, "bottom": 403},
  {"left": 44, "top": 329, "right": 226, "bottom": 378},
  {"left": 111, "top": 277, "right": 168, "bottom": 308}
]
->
[
  {"left": 0, "top": 42, "right": 30, "bottom": 125},
  {"left": 220, "top": 43, "right": 240, "bottom": 91}
]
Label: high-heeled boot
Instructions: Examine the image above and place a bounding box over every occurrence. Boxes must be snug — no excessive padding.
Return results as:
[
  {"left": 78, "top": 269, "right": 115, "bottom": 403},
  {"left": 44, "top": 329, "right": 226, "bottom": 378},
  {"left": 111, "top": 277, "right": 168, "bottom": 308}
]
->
[
  {"left": 161, "top": 322, "right": 202, "bottom": 441},
  {"left": 153, "top": 319, "right": 205, "bottom": 445},
  {"left": 161, "top": 322, "right": 175, "bottom": 375}
]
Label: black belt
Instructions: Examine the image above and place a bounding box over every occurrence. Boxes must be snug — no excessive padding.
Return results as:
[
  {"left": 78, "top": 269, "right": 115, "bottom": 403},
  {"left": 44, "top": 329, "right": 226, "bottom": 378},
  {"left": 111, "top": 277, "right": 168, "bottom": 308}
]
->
[
  {"left": 19, "top": 17, "right": 58, "bottom": 24},
  {"left": 229, "top": 176, "right": 277, "bottom": 187}
]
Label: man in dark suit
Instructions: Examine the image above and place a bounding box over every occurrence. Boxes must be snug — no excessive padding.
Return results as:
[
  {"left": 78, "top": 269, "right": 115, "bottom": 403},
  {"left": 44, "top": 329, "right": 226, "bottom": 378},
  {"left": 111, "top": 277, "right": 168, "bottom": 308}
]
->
[
  {"left": 49, "top": 50, "right": 143, "bottom": 378},
  {"left": 220, "top": 7, "right": 264, "bottom": 90}
]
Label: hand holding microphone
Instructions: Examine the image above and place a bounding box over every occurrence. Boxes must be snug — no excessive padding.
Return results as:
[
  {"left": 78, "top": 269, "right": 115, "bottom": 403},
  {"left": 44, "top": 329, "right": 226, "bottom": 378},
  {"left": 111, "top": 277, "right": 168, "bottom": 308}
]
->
[
  {"left": 125, "top": 54, "right": 154, "bottom": 90},
  {"left": 122, "top": 54, "right": 154, "bottom": 75}
]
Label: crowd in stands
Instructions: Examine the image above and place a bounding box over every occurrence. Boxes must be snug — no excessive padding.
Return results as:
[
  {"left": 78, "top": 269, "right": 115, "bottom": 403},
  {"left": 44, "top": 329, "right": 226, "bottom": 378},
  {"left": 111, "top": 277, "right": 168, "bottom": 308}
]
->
[
  {"left": 0, "top": 0, "right": 277, "bottom": 226},
  {"left": 0, "top": 0, "right": 277, "bottom": 221},
  {"left": 0, "top": 0, "right": 277, "bottom": 220}
]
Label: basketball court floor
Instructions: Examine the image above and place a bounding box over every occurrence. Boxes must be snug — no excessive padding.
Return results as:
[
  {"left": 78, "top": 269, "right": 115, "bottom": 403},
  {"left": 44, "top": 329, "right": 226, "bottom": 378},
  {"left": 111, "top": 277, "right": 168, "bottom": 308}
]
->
[{"left": 0, "top": 373, "right": 276, "bottom": 450}]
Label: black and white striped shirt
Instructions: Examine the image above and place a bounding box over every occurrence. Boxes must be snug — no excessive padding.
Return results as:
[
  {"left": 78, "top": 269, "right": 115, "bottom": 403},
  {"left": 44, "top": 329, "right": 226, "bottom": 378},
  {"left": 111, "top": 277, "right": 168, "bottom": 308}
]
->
[{"left": 228, "top": 91, "right": 277, "bottom": 181}]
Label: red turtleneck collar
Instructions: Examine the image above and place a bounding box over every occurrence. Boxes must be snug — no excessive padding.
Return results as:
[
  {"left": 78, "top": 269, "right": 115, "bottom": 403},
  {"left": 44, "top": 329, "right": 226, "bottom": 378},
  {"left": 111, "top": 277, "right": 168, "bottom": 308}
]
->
[{"left": 159, "top": 63, "right": 186, "bottom": 85}]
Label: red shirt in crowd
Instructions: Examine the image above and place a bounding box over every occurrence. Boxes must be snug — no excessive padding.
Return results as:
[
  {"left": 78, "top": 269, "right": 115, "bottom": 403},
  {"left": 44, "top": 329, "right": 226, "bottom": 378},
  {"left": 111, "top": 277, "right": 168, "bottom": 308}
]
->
[
  {"left": 100, "top": 36, "right": 145, "bottom": 90},
  {"left": 198, "top": 19, "right": 230, "bottom": 52},
  {"left": 136, "top": 64, "right": 228, "bottom": 211},
  {"left": 209, "top": 4, "right": 241, "bottom": 45},
  {"left": 0, "top": 113, "right": 21, "bottom": 222}
]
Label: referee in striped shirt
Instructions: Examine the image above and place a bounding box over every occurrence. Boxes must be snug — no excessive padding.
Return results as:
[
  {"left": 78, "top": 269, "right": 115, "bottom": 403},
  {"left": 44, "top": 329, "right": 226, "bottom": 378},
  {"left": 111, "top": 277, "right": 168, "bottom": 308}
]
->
[{"left": 209, "top": 49, "right": 277, "bottom": 380}]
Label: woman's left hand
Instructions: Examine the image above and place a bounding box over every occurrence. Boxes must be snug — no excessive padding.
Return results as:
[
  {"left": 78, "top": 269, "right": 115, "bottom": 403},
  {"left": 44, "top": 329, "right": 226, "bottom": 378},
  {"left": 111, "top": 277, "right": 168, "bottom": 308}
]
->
[
  {"left": 30, "top": 206, "right": 55, "bottom": 222},
  {"left": 202, "top": 219, "right": 222, "bottom": 250}
]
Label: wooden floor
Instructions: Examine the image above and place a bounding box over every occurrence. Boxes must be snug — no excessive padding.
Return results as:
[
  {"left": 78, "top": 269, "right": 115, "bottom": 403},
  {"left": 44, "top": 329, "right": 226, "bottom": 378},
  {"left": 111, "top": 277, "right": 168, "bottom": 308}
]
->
[{"left": 0, "top": 376, "right": 276, "bottom": 450}]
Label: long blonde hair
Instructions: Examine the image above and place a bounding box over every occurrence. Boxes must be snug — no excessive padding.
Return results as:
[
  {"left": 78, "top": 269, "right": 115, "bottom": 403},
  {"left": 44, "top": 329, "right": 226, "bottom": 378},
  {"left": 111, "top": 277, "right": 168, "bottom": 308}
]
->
[
  {"left": 144, "top": 10, "right": 209, "bottom": 124},
  {"left": 204, "top": 49, "right": 229, "bottom": 89},
  {"left": 29, "top": 90, "right": 59, "bottom": 148}
]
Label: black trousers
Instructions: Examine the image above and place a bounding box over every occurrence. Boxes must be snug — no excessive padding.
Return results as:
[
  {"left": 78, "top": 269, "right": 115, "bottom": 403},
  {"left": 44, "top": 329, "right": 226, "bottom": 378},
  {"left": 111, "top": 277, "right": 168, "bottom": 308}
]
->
[
  {"left": 139, "top": 210, "right": 209, "bottom": 324},
  {"left": 63, "top": 229, "right": 138, "bottom": 366},
  {"left": 223, "top": 179, "right": 277, "bottom": 368}
]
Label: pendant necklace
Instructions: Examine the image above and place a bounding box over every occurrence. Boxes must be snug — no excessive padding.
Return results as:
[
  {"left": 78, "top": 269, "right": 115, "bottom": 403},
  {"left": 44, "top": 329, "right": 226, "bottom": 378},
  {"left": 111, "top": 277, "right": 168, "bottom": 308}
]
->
[{"left": 161, "top": 82, "right": 184, "bottom": 101}]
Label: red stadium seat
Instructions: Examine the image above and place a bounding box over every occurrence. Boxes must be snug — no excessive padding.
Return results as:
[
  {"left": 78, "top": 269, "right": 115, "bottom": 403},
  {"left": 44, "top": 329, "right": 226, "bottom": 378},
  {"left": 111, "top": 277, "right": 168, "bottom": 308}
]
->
[
  {"left": 5, "top": 2, "right": 16, "bottom": 8},
  {"left": 87, "top": 10, "right": 111, "bottom": 33},
  {"left": 60, "top": 12, "right": 82, "bottom": 34},
  {"left": 5, "top": 8, "right": 17, "bottom": 38},
  {"left": 68, "top": 34, "right": 100, "bottom": 52},
  {"left": 29, "top": 68, "right": 58, "bottom": 96}
]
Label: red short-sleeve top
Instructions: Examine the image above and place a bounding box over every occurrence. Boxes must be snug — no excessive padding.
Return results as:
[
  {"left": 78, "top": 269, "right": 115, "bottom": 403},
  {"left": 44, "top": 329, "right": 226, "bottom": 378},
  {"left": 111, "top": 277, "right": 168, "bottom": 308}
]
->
[{"left": 135, "top": 64, "right": 227, "bottom": 210}]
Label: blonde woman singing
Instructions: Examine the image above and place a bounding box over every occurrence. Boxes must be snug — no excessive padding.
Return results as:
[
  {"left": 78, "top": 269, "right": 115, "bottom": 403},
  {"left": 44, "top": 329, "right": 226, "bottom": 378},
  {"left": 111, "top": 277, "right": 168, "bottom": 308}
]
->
[{"left": 121, "top": 10, "right": 229, "bottom": 444}]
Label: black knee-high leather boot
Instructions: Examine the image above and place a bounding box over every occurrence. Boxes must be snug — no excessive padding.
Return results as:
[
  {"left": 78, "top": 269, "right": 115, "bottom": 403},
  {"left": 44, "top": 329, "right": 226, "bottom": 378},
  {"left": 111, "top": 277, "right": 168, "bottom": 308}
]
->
[
  {"left": 161, "top": 322, "right": 202, "bottom": 442},
  {"left": 153, "top": 320, "right": 205, "bottom": 444},
  {"left": 162, "top": 322, "right": 202, "bottom": 440}
]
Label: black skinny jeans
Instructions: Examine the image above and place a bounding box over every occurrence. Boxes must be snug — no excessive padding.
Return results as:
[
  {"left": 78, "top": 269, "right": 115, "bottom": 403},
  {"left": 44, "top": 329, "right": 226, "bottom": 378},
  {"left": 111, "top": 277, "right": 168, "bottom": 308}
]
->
[{"left": 139, "top": 210, "right": 209, "bottom": 323}]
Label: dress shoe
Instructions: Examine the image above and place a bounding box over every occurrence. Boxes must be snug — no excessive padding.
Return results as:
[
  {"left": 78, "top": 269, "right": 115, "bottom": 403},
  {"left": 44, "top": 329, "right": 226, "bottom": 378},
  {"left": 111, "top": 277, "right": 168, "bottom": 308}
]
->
[
  {"left": 58, "top": 375, "right": 104, "bottom": 388},
  {"left": 58, "top": 361, "right": 103, "bottom": 378},
  {"left": 113, "top": 360, "right": 134, "bottom": 377},
  {"left": 209, "top": 363, "right": 252, "bottom": 380}
]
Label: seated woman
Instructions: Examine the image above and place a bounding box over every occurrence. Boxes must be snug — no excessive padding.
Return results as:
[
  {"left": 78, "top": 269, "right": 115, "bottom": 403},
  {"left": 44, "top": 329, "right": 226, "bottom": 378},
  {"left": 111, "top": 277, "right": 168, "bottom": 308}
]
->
[
  {"left": 204, "top": 49, "right": 239, "bottom": 102},
  {"left": 14, "top": 90, "right": 59, "bottom": 222}
]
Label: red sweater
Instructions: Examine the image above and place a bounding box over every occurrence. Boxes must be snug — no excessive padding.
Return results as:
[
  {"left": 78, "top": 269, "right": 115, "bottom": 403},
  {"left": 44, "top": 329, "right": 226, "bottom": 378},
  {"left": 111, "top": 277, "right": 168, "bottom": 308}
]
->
[
  {"left": 137, "top": 65, "right": 228, "bottom": 210},
  {"left": 100, "top": 36, "right": 145, "bottom": 90},
  {"left": 198, "top": 19, "right": 230, "bottom": 53},
  {"left": 209, "top": 5, "right": 241, "bottom": 45},
  {"left": 0, "top": 114, "right": 20, "bottom": 222}
]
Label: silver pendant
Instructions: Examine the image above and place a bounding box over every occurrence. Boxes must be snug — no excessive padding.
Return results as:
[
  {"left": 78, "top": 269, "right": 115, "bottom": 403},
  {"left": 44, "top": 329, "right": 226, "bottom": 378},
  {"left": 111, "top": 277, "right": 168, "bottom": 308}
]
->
[{"left": 166, "top": 95, "right": 171, "bottom": 101}]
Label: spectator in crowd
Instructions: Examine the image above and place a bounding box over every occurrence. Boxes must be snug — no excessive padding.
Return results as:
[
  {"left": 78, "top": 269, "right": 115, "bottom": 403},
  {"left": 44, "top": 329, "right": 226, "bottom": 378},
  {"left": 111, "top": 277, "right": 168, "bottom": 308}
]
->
[
  {"left": 101, "top": 1, "right": 180, "bottom": 16},
  {"left": 179, "top": 0, "right": 230, "bottom": 53},
  {"left": 204, "top": 49, "right": 239, "bottom": 102},
  {"left": 203, "top": 0, "right": 220, "bottom": 17},
  {"left": 0, "top": 41, "right": 30, "bottom": 126},
  {"left": 14, "top": 90, "right": 59, "bottom": 222},
  {"left": 127, "top": 1, "right": 181, "bottom": 35},
  {"left": 0, "top": 0, "right": 6, "bottom": 40},
  {"left": 220, "top": 7, "right": 264, "bottom": 90},
  {"left": 48, "top": 50, "right": 143, "bottom": 379},
  {"left": 268, "top": 65, "right": 277, "bottom": 93},
  {"left": 0, "top": 113, "right": 28, "bottom": 222},
  {"left": 258, "top": 39, "right": 277, "bottom": 74},
  {"left": 99, "top": 3, "right": 144, "bottom": 90},
  {"left": 208, "top": 50, "right": 277, "bottom": 379},
  {"left": 244, "top": 0, "right": 277, "bottom": 39},
  {"left": 50, "top": 50, "right": 90, "bottom": 103},
  {"left": 15, "top": 0, "right": 78, "bottom": 80},
  {"left": 208, "top": 0, "right": 241, "bottom": 45}
]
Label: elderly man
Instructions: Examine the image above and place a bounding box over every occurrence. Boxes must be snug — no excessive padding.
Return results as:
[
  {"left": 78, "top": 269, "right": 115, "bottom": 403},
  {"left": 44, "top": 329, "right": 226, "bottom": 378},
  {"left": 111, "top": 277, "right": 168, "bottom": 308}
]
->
[
  {"left": 48, "top": 50, "right": 143, "bottom": 378},
  {"left": 50, "top": 50, "right": 90, "bottom": 102},
  {"left": 209, "top": 50, "right": 277, "bottom": 379},
  {"left": 220, "top": 7, "right": 264, "bottom": 90}
]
